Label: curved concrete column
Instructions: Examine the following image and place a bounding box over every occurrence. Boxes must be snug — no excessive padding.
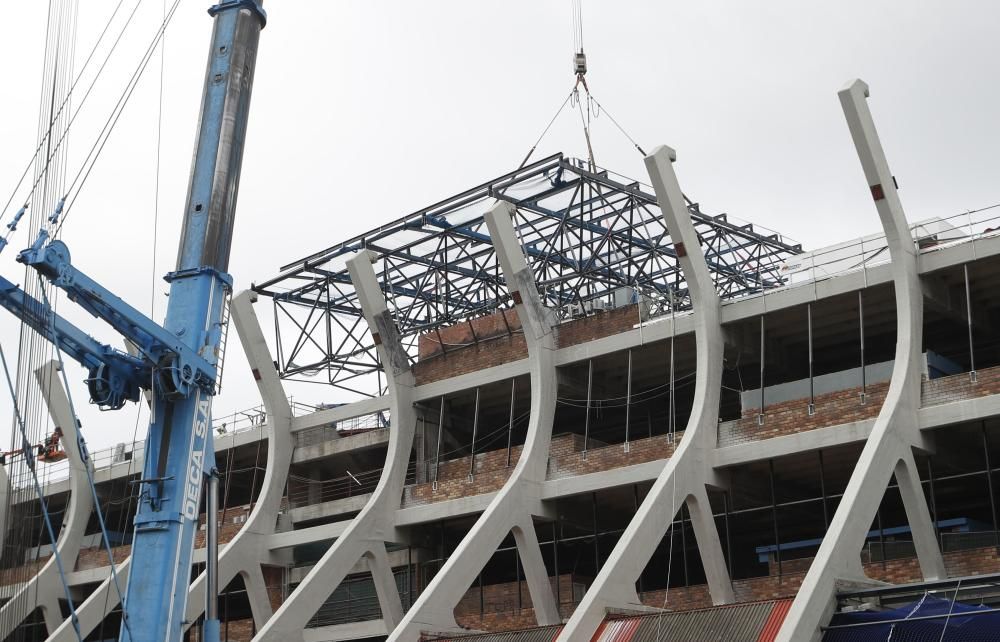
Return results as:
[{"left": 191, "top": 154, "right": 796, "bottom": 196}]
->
[
  {"left": 558, "top": 146, "right": 733, "bottom": 641},
  {"left": 386, "top": 201, "right": 561, "bottom": 641},
  {"left": 254, "top": 251, "right": 415, "bottom": 641},
  {"left": 185, "top": 290, "right": 294, "bottom": 629},
  {"left": 775, "top": 79, "right": 945, "bottom": 642},
  {"left": 0, "top": 361, "right": 94, "bottom": 639},
  {"left": 49, "top": 292, "right": 294, "bottom": 641}
]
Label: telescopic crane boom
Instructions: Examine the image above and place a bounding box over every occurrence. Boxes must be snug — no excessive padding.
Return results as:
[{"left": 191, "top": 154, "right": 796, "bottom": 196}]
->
[{"left": 0, "top": 2, "right": 266, "bottom": 640}]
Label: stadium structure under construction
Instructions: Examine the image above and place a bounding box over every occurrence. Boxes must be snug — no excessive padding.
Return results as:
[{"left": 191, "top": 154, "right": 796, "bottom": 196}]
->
[{"left": 3, "top": 73, "right": 1000, "bottom": 642}]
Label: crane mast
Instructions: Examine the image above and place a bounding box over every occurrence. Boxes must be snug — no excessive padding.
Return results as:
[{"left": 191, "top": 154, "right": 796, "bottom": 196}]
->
[
  {"left": 0, "top": 2, "right": 266, "bottom": 640},
  {"left": 122, "top": 3, "right": 265, "bottom": 641}
]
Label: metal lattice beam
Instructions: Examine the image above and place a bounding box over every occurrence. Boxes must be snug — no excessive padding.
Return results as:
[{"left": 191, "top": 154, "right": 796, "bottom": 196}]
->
[{"left": 253, "top": 154, "right": 803, "bottom": 394}]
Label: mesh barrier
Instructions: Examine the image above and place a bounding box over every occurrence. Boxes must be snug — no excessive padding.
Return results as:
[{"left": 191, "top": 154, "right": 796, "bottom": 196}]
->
[{"left": 825, "top": 595, "right": 1000, "bottom": 641}]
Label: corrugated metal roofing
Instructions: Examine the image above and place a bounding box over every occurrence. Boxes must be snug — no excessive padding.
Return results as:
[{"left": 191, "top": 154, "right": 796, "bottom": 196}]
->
[
  {"left": 628, "top": 601, "right": 776, "bottom": 642},
  {"left": 592, "top": 618, "right": 641, "bottom": 641},
  {"left": 757, "top": 599, "right": 792, "bottom": 642},
  {"left": 435, "top": 624, "right": 562, "bottom": 642}
]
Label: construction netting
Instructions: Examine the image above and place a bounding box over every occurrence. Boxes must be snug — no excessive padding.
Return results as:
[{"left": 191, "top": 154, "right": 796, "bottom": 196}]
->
[{"left": 824, "top": 595, "right": 1000, "bottom": 641}]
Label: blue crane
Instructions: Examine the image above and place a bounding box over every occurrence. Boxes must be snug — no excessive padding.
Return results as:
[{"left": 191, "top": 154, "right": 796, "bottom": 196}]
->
[{"left": 0, "top": 2, "right": 266, "bottom": 640}]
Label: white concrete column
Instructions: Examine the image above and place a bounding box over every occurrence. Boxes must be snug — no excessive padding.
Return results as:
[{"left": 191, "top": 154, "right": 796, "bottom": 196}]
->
[
  {"left": 254, "top": 252, "right": 418, "bottom": 641},
  {"left": 46, "top": 562, "right": 131, "bottom": 642},
  {"left": 386, "top": 201, "right": 560, "bottom": 641},
  {"left": 243, "top": 563, "right": 276, "bottom": 625},
  {"left": 558, "top": 146, "right": 733, "bottom": 642},
  {"left": 512, "top": 519, "right": 561, "bottom": 625},
  {"left": 775, "top": 79, "right": 945, "bottom": 642},
  {"left": 185, "top": 290, "right": 294, "bottom": 632},
  {"left": 367, "top": 545, "right": 405, "bottom": 629},
  {"left": 51, "top": 291, "right": 297, "bottom": 641},
  {"left": 0, "top": 361, "right": 94, "bottom": 640}
]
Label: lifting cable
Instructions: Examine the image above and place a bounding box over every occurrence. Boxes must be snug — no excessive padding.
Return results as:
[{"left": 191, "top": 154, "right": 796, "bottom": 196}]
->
[
  {"left": 56, "top": 0, "right": 182, "bottom": 233},
  {"left": 514, "top": 0, "right": 647, "bottom": 175},
  {"left": 38, "top": 284, "right": 134, "bottom": 640},
  {"left": 0, "top": 342, "right": 82, "bottom": 642},
  {"left": 0, "top": 0, "right": 141, "bottom": 226}
]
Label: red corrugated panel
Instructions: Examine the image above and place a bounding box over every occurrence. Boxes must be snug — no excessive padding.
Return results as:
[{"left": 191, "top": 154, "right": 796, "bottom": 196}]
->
[
  {"left": 592, "top": 618, "right": 640, "bottom": 642},
  {"left": 757, "top": 599, "right": 793, "bottom": 642}
]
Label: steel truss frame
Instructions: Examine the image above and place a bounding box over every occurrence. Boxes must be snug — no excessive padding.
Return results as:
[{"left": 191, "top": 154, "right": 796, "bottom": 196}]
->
[{"left": 253, "top": 153, "right": 802, "bottom": 396}]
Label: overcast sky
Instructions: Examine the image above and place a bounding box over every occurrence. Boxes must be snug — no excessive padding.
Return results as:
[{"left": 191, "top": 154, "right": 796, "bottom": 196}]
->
[{"left": 0, "top": 1, "right": 997, "bottom": 453}]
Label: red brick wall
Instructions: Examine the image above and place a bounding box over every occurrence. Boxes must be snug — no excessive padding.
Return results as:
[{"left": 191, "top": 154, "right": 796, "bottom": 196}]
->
[
  {"left": 453, "top": 574, "right": 583, "bottom": 633},
  {"left": 413, "top": 304, "right": 642, "bottom": 385},
  {"left": 414, "top": 334, "right": 528, "bottom": 385},
  {"left": 719, "top": 382, "right": 889, "bottom": 447},
  {"left": 548, "top": 433, "right": 681, "bottom": 479},
  {"left": 403, "top": 432, "right": 678, "bottom": 506},
  {"left": 556, "top": 304, "right": 642, "bottom": 349},
  {"left": 921, "top": 365, "right": 1000, "bottom": 406},
  {"left": 418, "top": 310, "right": 522, "bottom": 361}
]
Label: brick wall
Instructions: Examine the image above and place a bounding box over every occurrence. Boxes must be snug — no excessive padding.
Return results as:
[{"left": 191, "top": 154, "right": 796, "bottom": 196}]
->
[
  {"left": 403, "top": 431, "right": 678, "bottom": 506},
  {"left": 556, "top": 304, "right": 642, "bottom": 349},
  {"left": 0, "top": 505, "right": 256, "bottom": 583},
  {"left": 547, "top": 432, "right": 681, "bottom": 479},
  {"left": 453, "top": 574, "right": 583, "bottom": 633},
  {"left": 418, "top": 310, "right": 522, "bottom": 361},
  {"left": 414, "top": 334, "right": 528, "bottom": 385},
  {"left": 921, "top": 365, "right": 1000, "bottom": 406},
  {"left": 220, "top": 618, "right": 254, "bottom": 642},
  {"left": 413, "top": 304, "right": 642, "bottom": 386},
  {"left": 719, "top": 382, "right": 889, "bottom": 447}
]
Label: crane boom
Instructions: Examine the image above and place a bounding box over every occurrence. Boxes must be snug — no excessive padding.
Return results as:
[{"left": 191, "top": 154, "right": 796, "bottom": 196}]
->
[
  {"left": 119, "top": 3, "right": 265, "bottom": 640},
  {"left": 0, "top": 2, "right": 266, "bottom": 640}
]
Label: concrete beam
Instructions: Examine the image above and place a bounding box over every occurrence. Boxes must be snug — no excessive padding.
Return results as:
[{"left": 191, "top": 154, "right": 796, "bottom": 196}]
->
[
  {"left": 775, "top": 79, "right": 945, "bottom": 642},
  {"left": 254, "top": 252, "right": 418, "bottom": 641},
  {"left": 0, "top": 361, "right": 93, "bottom": 640},
  {"left": 387, "top": 201, "right": 561, "bottom": 640},
  {"left": 558, "top": 146, "right": 734, "bottom": 642}
]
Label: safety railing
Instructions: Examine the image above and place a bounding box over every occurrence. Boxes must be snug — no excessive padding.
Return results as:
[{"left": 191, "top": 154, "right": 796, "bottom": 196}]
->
[{"left": 287, "top": 463, "right": 417, "bottom": 510}]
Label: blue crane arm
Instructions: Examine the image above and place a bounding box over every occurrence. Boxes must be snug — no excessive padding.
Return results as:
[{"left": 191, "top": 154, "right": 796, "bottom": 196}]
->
[
  {"left": 0, "top": 3, "right": 264, "bottom": 640},
  {"left": 18, "top": 236, "right": 218, "bottom": 399},
  {"left": 0, "top": 274, "right": 145, "bottom": 408}
]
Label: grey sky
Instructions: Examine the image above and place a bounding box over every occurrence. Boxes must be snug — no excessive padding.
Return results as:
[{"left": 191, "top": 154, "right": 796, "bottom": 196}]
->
[{"left": 0, "top": 1, "right": 997, "bottom": 452}]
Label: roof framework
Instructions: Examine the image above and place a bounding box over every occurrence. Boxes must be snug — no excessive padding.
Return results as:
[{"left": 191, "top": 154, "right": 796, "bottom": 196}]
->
[{"left": 253, "top": 153, "right": 803, "bottom": 396}]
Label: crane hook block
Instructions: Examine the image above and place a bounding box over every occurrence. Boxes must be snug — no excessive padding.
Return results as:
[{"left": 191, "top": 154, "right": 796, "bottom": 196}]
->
[{"left": 574, "top": 51, "right": 587, "bottom": 76}]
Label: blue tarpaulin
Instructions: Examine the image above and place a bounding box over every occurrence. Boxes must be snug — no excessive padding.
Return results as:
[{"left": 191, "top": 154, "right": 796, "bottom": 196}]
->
[{"left": 824, "top": 595, "right": 1000, "bottom": 641}]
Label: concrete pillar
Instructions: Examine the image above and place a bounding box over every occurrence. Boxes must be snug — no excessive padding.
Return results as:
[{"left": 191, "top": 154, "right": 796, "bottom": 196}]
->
[
  {"left": 51, "top": 291, "right": 297, "bottom": 641},
  {"left": 46, "top": 562, "right": 131, "bottom": 642},
  {"left": 386, "top": 201, "right": 560, "bottom": 641},
  {"left": 243, "top": 563, "right": 275, "bottom": 625},
  {"left": 774, "top": 79, "right": 945, "bottom": 642},
  {"left": 558, "top": 146, "right": 733, "bottom": 642},
  {"left": 253, "top": 251, "right": 418, "bottom": 641},
  {"left": 0, "top": 361, "right": 94, "bottom": 640},
  {"left": 367, "top": 545, "right": 405, "bottom": 629},
  {"left": 185, "top": 290, "right": 295, "bottom": 632}
]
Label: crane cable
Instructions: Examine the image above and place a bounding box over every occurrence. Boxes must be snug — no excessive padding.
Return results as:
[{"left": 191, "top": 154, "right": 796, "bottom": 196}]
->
[
  {"left": 37, "top": 284, "right": 134, "bottom": 641},
  {"left": 514, "top": 0, "right": 646, "bottom": 174},
  {"left": 55, "top": 0, "right": 182, "bottom": 235},
  {"left": 0, "top": 0, "right": 139, "bottom": 227}
]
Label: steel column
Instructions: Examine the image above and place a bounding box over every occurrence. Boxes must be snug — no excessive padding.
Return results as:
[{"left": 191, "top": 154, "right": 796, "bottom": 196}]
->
[{"left": 469, "top": 387, "right": 480, "bottom": 479}]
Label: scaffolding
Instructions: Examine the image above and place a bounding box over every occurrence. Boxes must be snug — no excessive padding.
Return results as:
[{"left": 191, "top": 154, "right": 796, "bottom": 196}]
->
[{"left": 253, "top": 153, "right": 803, "bottom": 395}]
